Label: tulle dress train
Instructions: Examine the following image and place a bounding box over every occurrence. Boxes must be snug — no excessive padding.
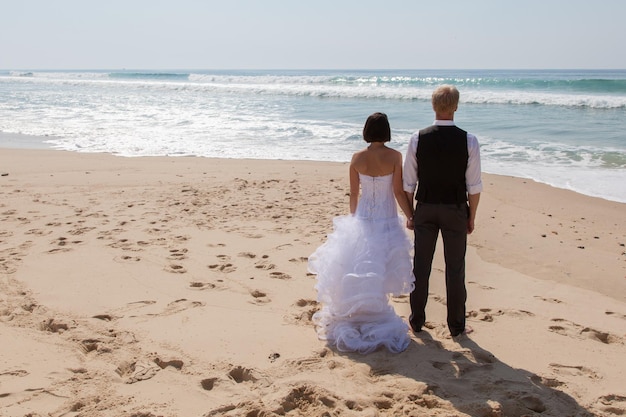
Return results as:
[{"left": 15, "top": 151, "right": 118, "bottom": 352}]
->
[{"left": 308, "top": 173, "right": 414, "bottom": 354}]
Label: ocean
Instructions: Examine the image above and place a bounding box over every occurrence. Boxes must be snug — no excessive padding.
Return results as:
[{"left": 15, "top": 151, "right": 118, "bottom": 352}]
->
[{"left": 1, "top": 69, "right": 625, "bottom": 203}]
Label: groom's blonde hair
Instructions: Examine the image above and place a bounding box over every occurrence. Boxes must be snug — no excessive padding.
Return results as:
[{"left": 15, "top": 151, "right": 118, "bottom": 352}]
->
[{"left": 432, "top": 85, "right": 460, "bottom": 114}]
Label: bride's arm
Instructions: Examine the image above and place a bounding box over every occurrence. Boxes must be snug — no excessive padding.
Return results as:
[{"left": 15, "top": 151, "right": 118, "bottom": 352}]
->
[
  {"left": 349, "top": 160, "right": 360, "bottom": 215},
  {"left": 392, "top": 153, "right": 414, "bottom": 220}
]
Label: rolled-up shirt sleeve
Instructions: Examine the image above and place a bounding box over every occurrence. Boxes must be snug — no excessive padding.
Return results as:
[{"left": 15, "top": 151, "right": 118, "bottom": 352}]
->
[
  {"left": 466, "top": 133, "right": 483, "bottom": 195},
  {"left": 403, "top": 132, "right": 419, "bottom": 194}
]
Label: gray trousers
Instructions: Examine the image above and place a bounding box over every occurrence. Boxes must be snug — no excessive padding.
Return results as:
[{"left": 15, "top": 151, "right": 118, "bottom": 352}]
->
[{"left": 409, "top": 203, "right": 468, "bottom": 336}]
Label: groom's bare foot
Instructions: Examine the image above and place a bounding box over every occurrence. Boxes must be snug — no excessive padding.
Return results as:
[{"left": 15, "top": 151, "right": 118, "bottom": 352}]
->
[
  {"left": 409, "top": 321, "right": 422, "bottom": 333},
  {"left": 451, "top": 326, "right": 473, "bottom": 338}
]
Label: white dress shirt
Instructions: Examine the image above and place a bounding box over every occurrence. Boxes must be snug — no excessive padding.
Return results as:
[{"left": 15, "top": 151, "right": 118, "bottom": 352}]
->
[{"left": 403, "top": 120, "right": 483, "bottom": 196}]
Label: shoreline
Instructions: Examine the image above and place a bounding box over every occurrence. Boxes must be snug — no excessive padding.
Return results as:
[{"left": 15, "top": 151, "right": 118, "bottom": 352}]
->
[
  {"left": 1, "top": 147, "right": 625, "bottom": 416},
  {"left": 2, "top": 129, "right": 626, "bottom": 205}
]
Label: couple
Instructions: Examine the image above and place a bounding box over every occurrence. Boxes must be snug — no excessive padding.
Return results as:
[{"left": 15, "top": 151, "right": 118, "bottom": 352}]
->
[{"left": 308, "top": 85, "right": 483, "bottom": 353}]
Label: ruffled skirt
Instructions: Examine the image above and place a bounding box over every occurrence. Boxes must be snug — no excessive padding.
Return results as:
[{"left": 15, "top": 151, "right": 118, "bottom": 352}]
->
[{"left": 308, "top": 214, "right": 414, "bottom": 354}]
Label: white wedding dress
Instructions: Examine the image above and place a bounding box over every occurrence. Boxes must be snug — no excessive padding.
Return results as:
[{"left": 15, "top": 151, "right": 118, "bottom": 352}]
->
[{"left": 308, "top": 173, "right": 414, "bottom": 354}]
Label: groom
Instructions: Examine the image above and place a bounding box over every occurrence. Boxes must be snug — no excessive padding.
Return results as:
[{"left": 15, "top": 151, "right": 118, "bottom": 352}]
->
[{"left": 403, "top": 85, "right": 482, "bottom": 337}]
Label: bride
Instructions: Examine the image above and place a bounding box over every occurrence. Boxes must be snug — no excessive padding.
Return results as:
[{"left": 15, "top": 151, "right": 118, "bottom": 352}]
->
[{"left": 308, "top": 112, "right": 415, "bottom": 354}]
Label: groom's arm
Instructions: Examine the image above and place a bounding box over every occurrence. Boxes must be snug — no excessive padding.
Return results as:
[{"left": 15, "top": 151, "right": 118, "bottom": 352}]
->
[{"left": 467, "top": 192, "right": 480, "bottom": 234}]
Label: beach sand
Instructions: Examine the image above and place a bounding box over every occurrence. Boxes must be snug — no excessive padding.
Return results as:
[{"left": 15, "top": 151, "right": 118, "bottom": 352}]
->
[{"left": 1, "top": 148, "right": 625, "bottom": 417}]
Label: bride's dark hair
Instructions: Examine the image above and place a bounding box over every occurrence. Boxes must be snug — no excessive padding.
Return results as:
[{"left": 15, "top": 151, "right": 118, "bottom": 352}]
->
[{"left": 363, "top": 112, "right": 391, "bottom": 143}]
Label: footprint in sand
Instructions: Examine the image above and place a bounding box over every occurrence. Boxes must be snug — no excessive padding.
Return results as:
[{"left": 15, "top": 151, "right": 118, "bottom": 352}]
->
[
  {"left": 268, "top": 352, "right": 280, "bottom": 363},
  {"left": 431, "top": 359, "right": 493, "bottom": 377},
  {"left": 255, "top": 260, "right": 276, "bottom": 270},
  {"left": 605, "top": 310, "right": 626, "bottom": 320},
  {"left": 595, "top": 394, "right": 626, "bottom": 416},
  {"left": 92, "top": 314, "right": 117, "bottom": 321},
  {"left": 468, "top": 308, "right": 499, "bottom": 322},
  {"left": 467, "top": 281, "right": 495, "bottom": 290},
  {"left": 144, "top": 227, "right": 167, "bottom": 235},
  {"left": 24, "top": 228, "right": 52, "bottom": 236},
  {"left": 208, "top": 262, "right": 236, "bottom": 273},
  {"left": 548, "top": 318, "right": 622, "bottom": 344},
  {"left": 167, "top": 248, "right": 188, "bottom": 260},
  {"left": 549, "top": 363, "right": 600, "bottom": 379},
  {"left": 110, "top": 300, "right": 156, "bottom": 316},
  {"left": 456, "top": 347, "right": 496, "bottom": 365},
  {"left": 467, "top": 308, "right": 534, "bottom": 323},
  {"left": 51, "top": 237, "right": 71, "bottom": 246},
  {"left": 277, "top": 385, "right": 344, "bottom": 414},
  {"left": 200, "top": 377, "right": 218, "bottom": 391},
  {"left": 534, "top": 296, "right": 564, "bottom": 304},
  {"left": 249, "top": 289, "right": 270, "bottom": 304},
  {"left": 391, "top": 294, "right": 409, "bottom": 302},
  {"left": 107, "top": 239, "right": 143, "bottom": 252},
  {"left": 287, "top": 299, "right": 319, "bottom": 325},
  {"left": 414, "top": 321, "right": 460, "bottom": 340},
  {"left": 117, "top": 300, "right": 190, "bottom": 318},
  {"left": 0, "top": 259, "right": 17, "bottom": 274},
  {"left": 68, "top": 226, "right": 96, "bottom": 235},
  {"left": 164, "top": 263, "right": 187, "bottom": 274},
  {"left": 97, "top": 228, "right": 123, "bottom": 240},
  {"left": 431, "top": 294, "right": 447, "bottom": 305},
  {"left": 289, "top": 257, "right": 309, "bottom": 263},
  {"left": 128, "top": 300, "right": 156, "bottom": 306},
  {"left": 285, "top": 349, "right": 334, "bottom": 372},
  {"left": 205, "top": 382, "right": 337, "bottom": 417},
  {"left": 0, "top": 369, "right": 29, "bottom": 377},
  {"left": 503, "top": 309, "right": 535, "bottom": 318},
  {"left": 154, "top": 357, "right": 184, "bottom": 370},
  {"left": 277, "top": 384, "right": 337, "bottom": 411},
  {"left": 189, "top": 281, "right": 217, "bottom": 290},
  {"left": 114, "top": 255, "right": 141, "bottom": 263},
  {"left": 530, "top": 374, "right": 565, "bottom": 388},
  {"left": 39, "top": 318, "right": 70, "bottom": 333},
  {"left": 46, "top": 236, "right": 83, "bottom": 253},
  {"left": 244, "top": 233, "right": 264, "bottom": 239},
  {"left": 115, "top": 360, "right": 161, "bottom": 384},
  {"left": 47, "top": 247, "right": 72, "bottom": 254},
  {"left": 228, "top": 365, "right": 260, "bottom": 383},
  {"left": 269, "top": 271, "right": 291, "bottom": 280},
  {"left": 1, "top": 209, "right": 17, "bottom": 216},
  {"left": 79, "top": 338, "right": 102, "bottom": 354},
  {"left": 159, "top": 299, "right": 205, "bottom": 316},
  {"left": 199, "top": 364, "right": 262, "bottom": 397}
]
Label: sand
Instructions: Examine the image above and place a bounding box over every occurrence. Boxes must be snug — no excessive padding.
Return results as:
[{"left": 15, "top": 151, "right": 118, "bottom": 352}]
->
[{"left": 0, "top": 148, "right": 625, "bottom": 417}]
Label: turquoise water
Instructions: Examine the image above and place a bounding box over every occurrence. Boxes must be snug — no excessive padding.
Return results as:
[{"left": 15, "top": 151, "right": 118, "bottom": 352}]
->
[{"left": 0, "top": 69, "right": 625, "bottom": 202}]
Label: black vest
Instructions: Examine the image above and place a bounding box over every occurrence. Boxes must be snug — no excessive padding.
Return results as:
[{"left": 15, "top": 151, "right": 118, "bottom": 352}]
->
[{"left": 416, "top": 125, "right": 468, "bottom": 204}]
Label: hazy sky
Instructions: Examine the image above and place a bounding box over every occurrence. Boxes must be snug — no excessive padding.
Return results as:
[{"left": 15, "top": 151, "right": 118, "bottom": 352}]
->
[{"left": 2, "top": 0, "right": 625, "bottom": 70}]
